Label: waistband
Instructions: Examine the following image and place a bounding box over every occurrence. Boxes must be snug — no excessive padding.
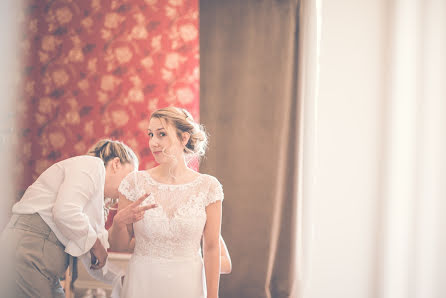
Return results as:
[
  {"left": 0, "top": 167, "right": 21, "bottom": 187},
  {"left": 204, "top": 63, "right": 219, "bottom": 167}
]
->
[
  {"left": 131, "top": 253, "right": 203, "bottom": 264},
  {"left": 8, "top": 213, "right": 65, "bottom": 248}
]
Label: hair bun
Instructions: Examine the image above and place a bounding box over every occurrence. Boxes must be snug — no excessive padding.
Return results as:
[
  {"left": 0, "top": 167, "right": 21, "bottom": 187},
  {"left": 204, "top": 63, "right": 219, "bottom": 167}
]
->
[{"left": 186, "top": 123, "right": 207, "bottom": 157}]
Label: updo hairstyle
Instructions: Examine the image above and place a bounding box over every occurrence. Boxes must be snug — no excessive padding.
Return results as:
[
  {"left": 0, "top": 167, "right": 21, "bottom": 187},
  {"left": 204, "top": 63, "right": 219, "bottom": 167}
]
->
[{"left": 150, "top": 107, "right": 208, "bottom": 157}]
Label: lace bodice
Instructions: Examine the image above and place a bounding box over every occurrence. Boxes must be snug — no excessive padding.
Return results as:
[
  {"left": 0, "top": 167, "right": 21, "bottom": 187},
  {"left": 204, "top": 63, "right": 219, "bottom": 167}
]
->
[{"left": 118, "top": 171, "right": 223, "bottom": 261}]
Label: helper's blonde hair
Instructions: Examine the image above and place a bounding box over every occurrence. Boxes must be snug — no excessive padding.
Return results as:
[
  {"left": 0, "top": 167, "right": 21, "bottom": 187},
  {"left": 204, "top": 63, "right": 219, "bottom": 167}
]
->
[{"left": 87, "top": 139, "right": 139, "bottom": 169}]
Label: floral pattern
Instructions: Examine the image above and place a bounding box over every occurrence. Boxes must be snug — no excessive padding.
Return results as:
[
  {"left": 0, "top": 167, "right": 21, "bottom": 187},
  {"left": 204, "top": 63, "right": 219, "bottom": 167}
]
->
[{"left": 16, "top": 0, "right": 199, "bottom": 196}]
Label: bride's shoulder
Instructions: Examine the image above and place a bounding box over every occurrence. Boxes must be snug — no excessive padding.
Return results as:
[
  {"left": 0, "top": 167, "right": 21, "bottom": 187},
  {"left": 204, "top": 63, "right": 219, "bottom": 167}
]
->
[
  {"left": 200, "top": 173, "right": 223, "bottom": 188},
  {"left": 122, "top": 170, "right": 151, "bottom": 185},
  {"left": 199, "top": 174, "right": 224, "bottom": 205},
  {"left": 123, "top": 170, "right": 146, "bottom": 178},
  {"left": 119, "top": 171, "right": 150, "bottom": 201}
]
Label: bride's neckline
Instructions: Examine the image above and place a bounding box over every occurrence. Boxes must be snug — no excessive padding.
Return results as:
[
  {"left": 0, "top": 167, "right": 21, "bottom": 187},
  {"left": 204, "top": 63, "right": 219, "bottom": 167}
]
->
[{"left": 143, "top": 170, "right": 203, "bottom": 187}]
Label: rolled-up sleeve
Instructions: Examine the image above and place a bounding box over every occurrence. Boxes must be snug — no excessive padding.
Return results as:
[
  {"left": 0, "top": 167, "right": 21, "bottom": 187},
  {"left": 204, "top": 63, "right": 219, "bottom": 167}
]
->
[{"left": 52, "top": 160, "right": 103, "bottom": 257}]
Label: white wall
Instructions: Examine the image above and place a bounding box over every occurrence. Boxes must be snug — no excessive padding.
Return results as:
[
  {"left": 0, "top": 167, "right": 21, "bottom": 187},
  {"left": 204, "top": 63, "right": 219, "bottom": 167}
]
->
[
  {"left": 302, "top": 1, "right": 387, "bottom": 297},
  {"left": 0, "top": 1, "right": 22, "bottom": 227},
  {"left": 0, "top": 0, "right": 23, "bottom": 289},
  {"left": 301, "top": 0, "right": 446, "bottom": 297}
]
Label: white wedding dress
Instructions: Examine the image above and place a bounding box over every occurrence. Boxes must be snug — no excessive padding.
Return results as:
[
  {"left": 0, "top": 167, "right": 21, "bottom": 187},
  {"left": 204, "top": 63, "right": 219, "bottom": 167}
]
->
[{"left": 118, "top": 171, "right": 223, "bottom": 298}]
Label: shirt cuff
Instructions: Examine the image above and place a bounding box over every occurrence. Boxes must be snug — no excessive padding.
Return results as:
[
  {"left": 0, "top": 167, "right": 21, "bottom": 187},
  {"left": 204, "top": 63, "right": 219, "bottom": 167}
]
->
[
  {"left": 97, "top": 230, "right": 110, "bottom": 250},
  {"left": 79, "top": 253, "right": 125, "bottom": 285},
  {"left": 64, "top": 225, "right": 98, "bottom": 257}
]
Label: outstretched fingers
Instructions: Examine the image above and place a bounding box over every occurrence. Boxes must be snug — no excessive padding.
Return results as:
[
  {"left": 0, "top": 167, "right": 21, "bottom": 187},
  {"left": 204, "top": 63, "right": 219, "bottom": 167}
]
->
[
  {"left": 128, "top": 194, "right": 158, "bottom": 222},
  {"left": 136, "top": 203, "right": 158, "bottom": 213}
]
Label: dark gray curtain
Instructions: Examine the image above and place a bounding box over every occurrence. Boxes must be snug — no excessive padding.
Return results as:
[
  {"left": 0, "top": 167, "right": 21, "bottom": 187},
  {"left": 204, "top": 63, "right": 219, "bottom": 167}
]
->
[{"left": 200, "top": 1, "right": 301, "bottom": 297}]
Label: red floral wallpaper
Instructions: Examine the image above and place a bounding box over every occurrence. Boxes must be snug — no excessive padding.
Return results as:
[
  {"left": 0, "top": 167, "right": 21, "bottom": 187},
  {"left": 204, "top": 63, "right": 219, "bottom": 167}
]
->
[{"left": 16, "top": 0, "right": 199, "bottom": 195}]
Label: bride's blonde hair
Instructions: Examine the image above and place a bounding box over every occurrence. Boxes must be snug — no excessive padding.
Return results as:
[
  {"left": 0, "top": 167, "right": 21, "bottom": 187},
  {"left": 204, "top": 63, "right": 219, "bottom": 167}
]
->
[{"left": 150, "top": 107, "right": 208, "bottom": 158}]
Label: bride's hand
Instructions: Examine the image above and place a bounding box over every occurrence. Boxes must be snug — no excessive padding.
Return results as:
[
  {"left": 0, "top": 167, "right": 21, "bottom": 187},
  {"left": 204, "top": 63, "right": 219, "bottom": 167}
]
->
[{"left": 114, "top": 193, "right": 157, "bottom": 225}]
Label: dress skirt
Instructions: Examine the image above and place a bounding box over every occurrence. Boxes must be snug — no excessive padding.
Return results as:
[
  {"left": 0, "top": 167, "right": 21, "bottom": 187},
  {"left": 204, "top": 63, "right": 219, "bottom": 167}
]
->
[{"left": 121, "top": 255, "right": 205, "bottom": 298}]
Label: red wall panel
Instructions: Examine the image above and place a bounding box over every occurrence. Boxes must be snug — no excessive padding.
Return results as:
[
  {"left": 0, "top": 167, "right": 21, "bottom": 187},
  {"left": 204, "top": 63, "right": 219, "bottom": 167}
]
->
[{"left": 17, "top": 0, "right": 199, "bottom": 195}]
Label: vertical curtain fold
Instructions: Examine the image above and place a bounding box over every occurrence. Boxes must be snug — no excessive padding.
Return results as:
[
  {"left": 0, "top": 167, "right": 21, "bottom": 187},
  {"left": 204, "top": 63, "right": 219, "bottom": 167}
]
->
[
  {"left": 200, "top": 0, "right": 300, "bottom": 297},
  {"left": 378, "top": 1, "right": 446, "bottom": 297}
]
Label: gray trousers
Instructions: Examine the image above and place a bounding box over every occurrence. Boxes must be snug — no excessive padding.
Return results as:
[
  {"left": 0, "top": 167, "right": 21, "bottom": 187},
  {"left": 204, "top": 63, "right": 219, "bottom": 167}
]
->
[{"left": 0, "top": 213, "right": 69, "bottom": 298}]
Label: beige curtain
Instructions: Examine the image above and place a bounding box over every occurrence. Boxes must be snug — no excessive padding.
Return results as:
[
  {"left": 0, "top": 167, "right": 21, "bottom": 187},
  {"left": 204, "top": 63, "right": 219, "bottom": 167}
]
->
[{"left": 200, "top": 1, "right": 301, "bottom": 297}]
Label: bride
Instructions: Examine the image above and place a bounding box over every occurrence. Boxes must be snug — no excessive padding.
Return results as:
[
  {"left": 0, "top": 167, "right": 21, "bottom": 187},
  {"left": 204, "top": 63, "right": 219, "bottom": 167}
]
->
[{"left": 109, "top": 107, "right": 224, "bottom": 298}]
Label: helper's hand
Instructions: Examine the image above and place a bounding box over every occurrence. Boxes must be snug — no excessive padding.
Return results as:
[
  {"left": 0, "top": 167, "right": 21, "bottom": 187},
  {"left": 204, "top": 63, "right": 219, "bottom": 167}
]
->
[
  {"left": 114, "top": 193, "right": 157, "bottom": 226},
  {"left": 90, "top": 238, "right": 108, "bottom": 270}
]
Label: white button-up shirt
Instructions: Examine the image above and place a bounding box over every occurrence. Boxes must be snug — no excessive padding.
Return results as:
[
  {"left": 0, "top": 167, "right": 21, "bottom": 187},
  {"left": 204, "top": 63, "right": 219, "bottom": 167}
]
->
[
  {"left": 12, "top": 155, "right": 123, "bottom": 286},
  {"left": 12, "top": 155, "right": 108, "bottom": 256}
]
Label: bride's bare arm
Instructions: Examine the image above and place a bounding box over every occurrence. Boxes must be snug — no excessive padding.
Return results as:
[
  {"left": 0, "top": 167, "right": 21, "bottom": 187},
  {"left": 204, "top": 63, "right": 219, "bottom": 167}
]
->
[
  {"left": 203, "top": 201, "right": 222, "bottom": 298},
  {"left": 108, "top": 193, "right": 156, "bottom": 252},
  {"left": 108, "top": 195, "right": 134, "bottom": 252},
  {"left": 220, "top": 235, "right": 232, "bottom": 274}
]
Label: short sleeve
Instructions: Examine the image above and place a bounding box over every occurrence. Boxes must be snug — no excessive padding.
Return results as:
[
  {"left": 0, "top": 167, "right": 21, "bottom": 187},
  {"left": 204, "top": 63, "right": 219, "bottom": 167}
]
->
[
  {"left": 118, "top": 171, "right": 145, "bottom": 202},
  {"left": 205, "top": 176, "right": 224, "bottom": 207}
]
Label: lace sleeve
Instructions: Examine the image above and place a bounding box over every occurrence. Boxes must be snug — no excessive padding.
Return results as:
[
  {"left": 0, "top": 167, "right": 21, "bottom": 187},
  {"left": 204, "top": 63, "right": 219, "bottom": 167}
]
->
[
  {"left": 205, "top": 176, "right": 224, "bottom": 207},
  {"left": 118, "top": 171, "right": 145, "bottom": 202}
]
